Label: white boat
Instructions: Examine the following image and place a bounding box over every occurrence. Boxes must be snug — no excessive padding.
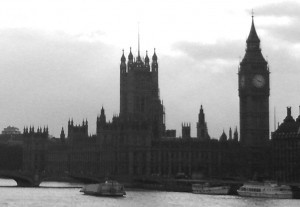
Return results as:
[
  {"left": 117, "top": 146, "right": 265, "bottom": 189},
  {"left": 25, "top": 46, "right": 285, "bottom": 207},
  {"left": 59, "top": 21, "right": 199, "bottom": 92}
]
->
[
  {"left": 80, "top": 180, "right": 126, "bottom": 196},
  {"left": 192, "top": 183, "right": 230, "bottom": 195},
  {"left": 237, "top": 181, "right": 292, "bottom": 199}
]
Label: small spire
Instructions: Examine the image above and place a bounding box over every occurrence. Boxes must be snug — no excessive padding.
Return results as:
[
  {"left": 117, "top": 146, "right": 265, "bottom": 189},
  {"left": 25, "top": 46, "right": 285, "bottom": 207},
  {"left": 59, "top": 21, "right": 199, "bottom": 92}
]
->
[
  {"left": 220, "top": 130, "right": 227, "bottom": 142},
  {"left": 145, "top": 50, "right": 149, "bottom": 63},
  {"left": 138, "top": 22, "right": 140, "bottom": 58},
  {"left": 121, "top": 49, "right": 126, "bottom": 62},
  {"left": 247, "top": 14, "right": 260, "bottom": 44},
  {"left": 128, "top": 47, "right": 133, "bottom": 60},
  {"left": 152, "top": 48, "right": 157, "bottom": 61},
  {"left": 287, "top": 107, "right": 291, "bottom": 117},
  {"left": 229, "top": 127, "right": 232, "bottom": 140}
]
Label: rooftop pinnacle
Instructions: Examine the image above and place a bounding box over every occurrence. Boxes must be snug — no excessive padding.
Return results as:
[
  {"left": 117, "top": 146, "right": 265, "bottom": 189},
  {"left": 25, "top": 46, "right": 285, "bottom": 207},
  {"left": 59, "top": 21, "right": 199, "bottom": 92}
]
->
[{"left": 246, "top": 16, "right": 260, "bottom": 44}]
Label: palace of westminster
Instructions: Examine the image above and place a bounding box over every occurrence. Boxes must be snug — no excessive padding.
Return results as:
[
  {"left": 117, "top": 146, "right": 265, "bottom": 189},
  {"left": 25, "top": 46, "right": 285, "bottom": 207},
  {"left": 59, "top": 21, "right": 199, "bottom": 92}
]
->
[{"left": 2, "top": 17, "right": 300, "bottom": 183}]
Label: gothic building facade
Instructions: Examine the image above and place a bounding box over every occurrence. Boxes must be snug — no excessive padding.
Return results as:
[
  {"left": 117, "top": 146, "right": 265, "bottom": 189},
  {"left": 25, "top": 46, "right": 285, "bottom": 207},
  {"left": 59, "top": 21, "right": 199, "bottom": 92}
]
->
[
  {"left": 21, "top": 47, "right": 242, "bottom": 181},
  {"left": 22, "top": 17, "right": 300, "bottom": 183},
  {"left": 238, "top": 16, "right": 270, "bottom": 147},
  {"left": 197, "top": 105, "right": 210, "bottom": 140},
  {"left": 271, "top": 107, "right": 300, "bottom": 182},
  {"left": 119, "top": 48, "right": 165, "bottom": 140},
  {"left": 238, "top": 17, "right": 271, "bottom": 179}
]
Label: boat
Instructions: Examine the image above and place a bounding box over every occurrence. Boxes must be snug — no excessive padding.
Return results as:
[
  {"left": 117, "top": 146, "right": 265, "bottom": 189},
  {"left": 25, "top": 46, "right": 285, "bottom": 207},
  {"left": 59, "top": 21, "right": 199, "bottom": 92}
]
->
[
  {"left": 80, "top": 180, "right": 126, "bottom": 196},
  {"left": 192, "top": 183, "right": 230, "bottom": 195},
  {"left": 237, "top": 181, "right": 292, "bottom": 199}
]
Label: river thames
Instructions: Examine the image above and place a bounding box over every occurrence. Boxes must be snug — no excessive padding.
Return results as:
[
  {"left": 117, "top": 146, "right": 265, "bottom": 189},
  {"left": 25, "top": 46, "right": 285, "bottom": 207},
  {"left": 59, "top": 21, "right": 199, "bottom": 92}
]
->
[{"left": 0, "top": 179, "right": 299, "bottom": 207}]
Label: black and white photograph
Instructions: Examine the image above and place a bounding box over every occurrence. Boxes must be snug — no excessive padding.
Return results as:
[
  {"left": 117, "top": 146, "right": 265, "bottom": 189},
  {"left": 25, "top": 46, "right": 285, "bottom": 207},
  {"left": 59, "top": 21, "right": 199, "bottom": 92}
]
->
[{"left": 0, "top": 0, "right": 300, "bottom": 206}]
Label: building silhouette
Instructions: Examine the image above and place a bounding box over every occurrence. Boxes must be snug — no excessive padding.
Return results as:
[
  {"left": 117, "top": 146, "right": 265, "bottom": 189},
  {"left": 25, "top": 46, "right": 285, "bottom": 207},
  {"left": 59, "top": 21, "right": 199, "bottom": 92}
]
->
[
  {"left": 20, "top": 47, "right": 243, "bottom": 180},
  {"left": 272, "top": 107, "right": 300, "bottom": 182},
  {"left": 16, "top": 16, "right": 300, "bottom": 183},
  {"left": 120, "top": 48, "right": 165, "bottom": 140},
  {"left": 238, "top": 16, "right": 270, "bottom": 147},
  {"left": 238, "top": 16, "right": 271, "bottom": 178},
  {"left": 197, "top": 105, "right": 210, "bottom": 140}
]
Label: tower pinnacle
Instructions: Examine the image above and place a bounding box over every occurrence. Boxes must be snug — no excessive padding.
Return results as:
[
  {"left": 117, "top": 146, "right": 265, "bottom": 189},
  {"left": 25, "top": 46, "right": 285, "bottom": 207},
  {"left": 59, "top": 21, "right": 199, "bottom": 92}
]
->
[
  {"left": 121, "top": 49, "right": 126, "bottom": 62},
  {"left": 241, "top": 16, "right": 267, "bottom": 64},
  {"left": 246, "top": 15, "right": 260, "bottom": 45},
  {"left": 138, "top": 23, "right": 140, "bottom": 58}
]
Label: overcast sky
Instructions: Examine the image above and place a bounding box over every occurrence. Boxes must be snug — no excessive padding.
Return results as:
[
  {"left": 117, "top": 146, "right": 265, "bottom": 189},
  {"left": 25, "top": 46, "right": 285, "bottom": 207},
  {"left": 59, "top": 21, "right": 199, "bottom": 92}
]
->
[{"left": 1, "top": 0, "right": 300, "bottom": 138}]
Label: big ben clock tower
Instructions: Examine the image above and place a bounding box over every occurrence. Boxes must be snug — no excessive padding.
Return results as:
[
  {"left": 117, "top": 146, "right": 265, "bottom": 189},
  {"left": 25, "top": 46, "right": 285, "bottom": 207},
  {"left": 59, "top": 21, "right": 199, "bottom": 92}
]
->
[{"left": 239, "top": 16, "right": 270, "bottom": 147}]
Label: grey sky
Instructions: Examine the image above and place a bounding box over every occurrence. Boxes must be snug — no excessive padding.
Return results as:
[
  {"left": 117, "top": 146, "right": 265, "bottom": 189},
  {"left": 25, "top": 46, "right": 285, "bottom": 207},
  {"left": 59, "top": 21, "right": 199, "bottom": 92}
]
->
[{"left": 1, "top": 0, "right": 300, "bottom": 138}]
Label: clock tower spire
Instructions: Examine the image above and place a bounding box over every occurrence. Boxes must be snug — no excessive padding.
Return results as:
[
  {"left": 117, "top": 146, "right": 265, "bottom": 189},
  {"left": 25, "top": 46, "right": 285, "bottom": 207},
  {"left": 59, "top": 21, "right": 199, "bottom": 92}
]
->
[{"left": 238, "top": 16, "right": 270, "bottom": 147}]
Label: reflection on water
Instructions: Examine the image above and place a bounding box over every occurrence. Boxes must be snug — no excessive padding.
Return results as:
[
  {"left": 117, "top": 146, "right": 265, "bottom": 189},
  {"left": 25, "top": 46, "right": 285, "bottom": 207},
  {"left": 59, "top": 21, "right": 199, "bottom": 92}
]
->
[
  {"left": 40, "top": 181, "right": 83, "bottom": 188},
  {"left": 0, "top": 179, "right": 299, "bottom": 207}
]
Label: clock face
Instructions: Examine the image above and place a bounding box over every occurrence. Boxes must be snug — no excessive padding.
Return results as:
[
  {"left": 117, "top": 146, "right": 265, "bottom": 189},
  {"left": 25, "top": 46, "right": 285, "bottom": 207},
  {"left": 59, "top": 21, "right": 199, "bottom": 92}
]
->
[
  {"left": 252, "top": 74, "right": 265, "bottom": 88},
  {"left": 240, "top": 76, "right": 245, "bottom": 88}
]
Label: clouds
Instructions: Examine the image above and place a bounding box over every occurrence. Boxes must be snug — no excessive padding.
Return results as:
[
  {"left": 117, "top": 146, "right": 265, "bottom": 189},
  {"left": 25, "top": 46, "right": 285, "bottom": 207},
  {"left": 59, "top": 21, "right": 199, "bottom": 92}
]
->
[
  {"left": 162, "top": 1, "right": 300, "bottom": 137},
  {"left": 172, "top": 40, "right": 244, "bottom": 63},
  {"left": 159, "top": 51, "right": 240, "bottom": 139},
  {"left": 0, "top": 28, "right": 119, "bottom": 136},
  {"left": 1, "top": 0, "right": 300, "bottom": 139},
  {"left": 255, "top": 1, "right": 300, "bottom": 18},
  {"left": 255, "top": 1, "right": 300, "bottom": 43},
  {"left": 0, "top": 27, "right": 242, "bottom": 139}
]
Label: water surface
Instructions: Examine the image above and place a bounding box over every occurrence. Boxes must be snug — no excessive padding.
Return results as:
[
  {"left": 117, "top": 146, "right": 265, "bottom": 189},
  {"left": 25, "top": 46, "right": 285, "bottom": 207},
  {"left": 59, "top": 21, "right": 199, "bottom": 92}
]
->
[{"left": 0, "top": 179, "right": 299, "bottom": 207}]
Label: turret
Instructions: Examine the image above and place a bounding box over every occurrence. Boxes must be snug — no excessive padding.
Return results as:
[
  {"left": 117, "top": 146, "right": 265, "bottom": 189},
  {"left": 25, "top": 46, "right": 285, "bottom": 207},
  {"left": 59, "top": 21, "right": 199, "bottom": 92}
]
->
[
  {"left": 23, "top": 127, "right": 28, "bottom": 134},
  {"left": 229, "top": 127, "right": 232, "bottom": 140},
  {"left": 128, "top": 47, "right": 133, "bottom": 68},
  {"left": 233, "top": 127, "right": 238, "bottom": 142},
  {"left": 151, "top": 48, "right": 158, "bottom": 72},
  {"left": 97, "top": 106, "right": 106, "bottom": 135},
  {"left": 284, "top": 107, "right": 295, "bottom": 123},
  {"left": 182, "top": 123, "right": 191, "bottom": 139},
  {"left": 197, "top": 105, "right": 210, "bottom": 140},
  {"left": 60, "top": 127, "right": 65, "bottom": 143},
  {"left": 220, "top": 130, "right": 227, "bottom": 142},
  {"left": 145, "top": 50, "right": 150, "bottom": 69},
  {"left": 120, "top": 49, "right": 126, "bottom": 74},
  {"left": 44, "top": 126, "right": 49, "bottom": 137},
  {"left": 198, "top": 105, "right": 205, "bottom": 124},
  {"left": 100, "top": 106, "right": 106, "bottom": 124}
]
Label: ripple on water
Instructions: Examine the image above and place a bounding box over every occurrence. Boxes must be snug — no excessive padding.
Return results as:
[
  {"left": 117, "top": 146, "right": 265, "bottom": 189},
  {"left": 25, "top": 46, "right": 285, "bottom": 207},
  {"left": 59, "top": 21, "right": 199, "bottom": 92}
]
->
[{"left": 0, "top": 179, "right": 299, "bottom": 207}]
